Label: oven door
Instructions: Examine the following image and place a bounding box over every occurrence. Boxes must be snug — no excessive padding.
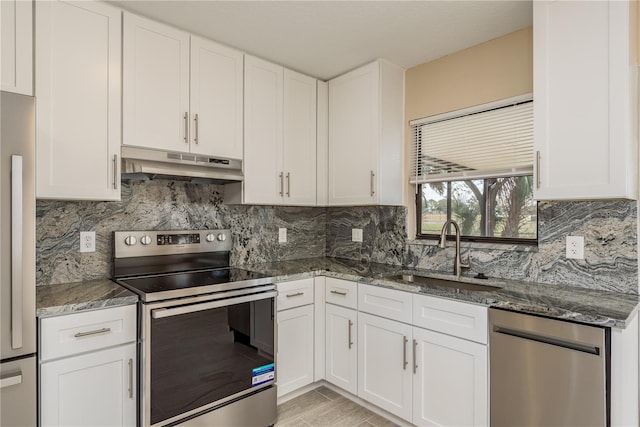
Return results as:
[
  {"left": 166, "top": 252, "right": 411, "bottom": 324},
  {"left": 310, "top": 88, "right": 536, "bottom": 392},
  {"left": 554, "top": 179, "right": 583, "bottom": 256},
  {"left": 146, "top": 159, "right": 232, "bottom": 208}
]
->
[{"left": 144, "top": 290, "right": 277, "bottom": 426}]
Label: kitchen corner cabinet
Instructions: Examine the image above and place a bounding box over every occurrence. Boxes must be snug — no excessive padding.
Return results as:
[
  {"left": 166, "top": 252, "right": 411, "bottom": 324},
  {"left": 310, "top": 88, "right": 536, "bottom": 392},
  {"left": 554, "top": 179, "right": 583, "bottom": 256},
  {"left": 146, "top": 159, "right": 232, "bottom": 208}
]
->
[
  {"left": 328, "top": 60, "right": 404, "bottom": 206},
  {"left": 1, "top": 0, "right": 32, "bottom": 95},
  {"left": 39, "top": 305, "right": 137, "bottom": 427},
  {"left": 123, "top": 13, "right": 244, "bottom": 159},
  {"left": 276, "top": 279, "right": 315, "bottom": 397},
  {"left": 243, "top": 56, "right": 317, "bottom": 205},
  {"left": 325, "top": 302, "right": 357, "bottom": 394},
  {"left": 533, "top": 0, "right": 638, "bottom": 200},
  {"left": 35, "top": 0, "right": 121, "bottom": 201}
]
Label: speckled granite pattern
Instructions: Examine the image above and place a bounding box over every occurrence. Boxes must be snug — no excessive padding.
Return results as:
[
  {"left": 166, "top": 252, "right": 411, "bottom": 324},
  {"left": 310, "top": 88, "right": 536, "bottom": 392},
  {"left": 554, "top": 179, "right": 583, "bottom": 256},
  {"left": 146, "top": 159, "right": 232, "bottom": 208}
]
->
[
  {"left": 243, "top": 257, "right": 640, "bottom": 329},
  {"left": 37, "top": 180, "right": 326, "bottom": 286},
  {"left": 36, "top": 279, "right": 138, "bottom": 317},
  {"left": 405, "top": 200, "right": 638, "bottom": 294}
]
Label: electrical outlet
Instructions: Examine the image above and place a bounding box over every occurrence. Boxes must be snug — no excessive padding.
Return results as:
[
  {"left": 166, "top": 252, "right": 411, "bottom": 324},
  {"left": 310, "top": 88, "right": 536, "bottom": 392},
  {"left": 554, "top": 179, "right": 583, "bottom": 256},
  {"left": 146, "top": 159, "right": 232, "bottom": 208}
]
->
[
  {"left": 566, "top": 235, "right": 584, "bottom": 259},
  {"left": 80, "top": 231, "right": 96, "bottom": 253},
  {"left": 352, "top": 228, "right": 363, "bottom": 242},
  {"left": 278, "top": 228, "right": 287, "bottom": 244}
]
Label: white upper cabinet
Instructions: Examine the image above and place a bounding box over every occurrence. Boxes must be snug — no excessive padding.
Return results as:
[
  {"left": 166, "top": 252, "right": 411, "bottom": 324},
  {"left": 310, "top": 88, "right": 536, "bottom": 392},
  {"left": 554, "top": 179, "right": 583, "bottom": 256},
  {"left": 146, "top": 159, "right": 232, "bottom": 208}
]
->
[
  {"left": 123, "top": 12, "right": 190, "bottom": 152},
  {"left": 242, "top": 55, "right": 317, "bottom": 205},
  {"left": 36, "top": 0, "right": 121, "bottom": 200},
  {"left": 1, "top": 0, "right": 33, "bottom": 95},
  {"left": 190, "top": 36, "right": 243, "bottom": 159},
  {"left": 123, "top": 13, "right": 243, "bottom": 159},
  {"left": 328, "top": 60, "right": 404, "bottom": 206},
  {"left": 533, "top": 0, "right": 637, "bottom": 200}
]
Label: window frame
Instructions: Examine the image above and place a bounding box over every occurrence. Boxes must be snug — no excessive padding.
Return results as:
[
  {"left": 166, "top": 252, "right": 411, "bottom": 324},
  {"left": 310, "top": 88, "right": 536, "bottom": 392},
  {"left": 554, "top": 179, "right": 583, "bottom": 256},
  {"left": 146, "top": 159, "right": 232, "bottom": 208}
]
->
[{"left": 415, "top": 181, "right": 539, "bottom": 246}]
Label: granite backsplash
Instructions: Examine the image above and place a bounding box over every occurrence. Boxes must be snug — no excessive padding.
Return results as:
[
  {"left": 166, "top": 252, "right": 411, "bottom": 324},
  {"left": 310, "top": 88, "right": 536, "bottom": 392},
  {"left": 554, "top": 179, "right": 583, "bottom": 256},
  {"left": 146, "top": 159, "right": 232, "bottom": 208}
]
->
[{"left": 36, "top": 180, "right": 638, "bottom": 294}]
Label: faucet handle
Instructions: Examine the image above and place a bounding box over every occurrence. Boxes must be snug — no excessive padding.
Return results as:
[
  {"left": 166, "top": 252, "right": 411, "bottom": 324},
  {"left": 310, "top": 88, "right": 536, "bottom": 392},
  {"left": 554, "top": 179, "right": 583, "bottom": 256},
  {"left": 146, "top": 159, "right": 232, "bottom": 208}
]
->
[{"left": 460, "top": 252, "right": 471, "bottom": 269}]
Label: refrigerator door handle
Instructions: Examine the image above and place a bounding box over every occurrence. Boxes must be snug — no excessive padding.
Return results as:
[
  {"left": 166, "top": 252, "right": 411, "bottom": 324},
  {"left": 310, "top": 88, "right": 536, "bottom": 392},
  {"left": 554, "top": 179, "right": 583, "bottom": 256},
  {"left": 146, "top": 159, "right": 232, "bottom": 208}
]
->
[
  {"left": 11, "top": 155, "right": 23, "bottom": 350},
  {"left": 0, "top": 372, "right": 23, "bottom": 389}
]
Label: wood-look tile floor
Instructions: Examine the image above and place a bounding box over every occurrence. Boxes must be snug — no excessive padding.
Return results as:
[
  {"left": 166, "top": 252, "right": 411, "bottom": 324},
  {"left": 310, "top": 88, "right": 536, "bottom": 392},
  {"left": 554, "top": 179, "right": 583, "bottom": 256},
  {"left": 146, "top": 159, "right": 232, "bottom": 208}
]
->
[{"left": 276, "top": 386, "right": 399, "bottom": 427}]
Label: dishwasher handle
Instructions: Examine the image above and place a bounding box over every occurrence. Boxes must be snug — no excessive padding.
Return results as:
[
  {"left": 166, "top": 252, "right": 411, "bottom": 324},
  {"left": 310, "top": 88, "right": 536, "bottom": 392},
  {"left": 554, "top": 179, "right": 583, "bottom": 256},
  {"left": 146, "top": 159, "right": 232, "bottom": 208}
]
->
[{"left": 493, "top": 326, "right": 601, "bottom": 355}]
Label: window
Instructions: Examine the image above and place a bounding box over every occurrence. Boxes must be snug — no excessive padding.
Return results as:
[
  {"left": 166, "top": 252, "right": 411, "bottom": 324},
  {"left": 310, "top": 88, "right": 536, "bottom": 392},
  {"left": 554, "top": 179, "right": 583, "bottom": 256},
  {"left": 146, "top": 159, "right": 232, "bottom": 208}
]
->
[{"left": 410, "top": 96, "right": 537, "bottom": 244}]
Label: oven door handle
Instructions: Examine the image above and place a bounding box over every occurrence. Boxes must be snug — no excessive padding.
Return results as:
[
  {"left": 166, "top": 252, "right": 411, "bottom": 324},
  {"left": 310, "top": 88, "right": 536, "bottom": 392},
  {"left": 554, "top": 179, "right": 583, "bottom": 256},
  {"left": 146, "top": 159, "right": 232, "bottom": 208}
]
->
[{"left": 152, "top": 290, "right": 278, "bottom": 319}]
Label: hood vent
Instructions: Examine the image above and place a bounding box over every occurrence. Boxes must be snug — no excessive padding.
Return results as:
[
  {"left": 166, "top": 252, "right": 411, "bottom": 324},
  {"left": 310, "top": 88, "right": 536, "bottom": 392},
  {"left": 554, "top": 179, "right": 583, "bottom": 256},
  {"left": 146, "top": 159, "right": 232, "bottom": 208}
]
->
[{"left": 121, "top": 146, "right": 243, "bottom": 184}]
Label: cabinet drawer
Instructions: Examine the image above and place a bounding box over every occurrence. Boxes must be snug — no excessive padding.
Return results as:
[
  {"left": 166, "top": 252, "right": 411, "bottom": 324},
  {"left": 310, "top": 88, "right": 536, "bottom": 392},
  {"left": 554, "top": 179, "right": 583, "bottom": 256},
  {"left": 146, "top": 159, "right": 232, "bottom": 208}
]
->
[
  {"left": 277, "top": 278, "right": 314, "bottom": 311},
  {"left": 325, "top": 278, "right": 358, "bottom": 309},
  {"left": 412, "top": 295, "right": 488, "bottom": 344},
  {"left": 40, "top": 305, "right": 137, "bottom": 361},
  {"left": 358, "top": 283, "right": 412, "bottom": 324}
]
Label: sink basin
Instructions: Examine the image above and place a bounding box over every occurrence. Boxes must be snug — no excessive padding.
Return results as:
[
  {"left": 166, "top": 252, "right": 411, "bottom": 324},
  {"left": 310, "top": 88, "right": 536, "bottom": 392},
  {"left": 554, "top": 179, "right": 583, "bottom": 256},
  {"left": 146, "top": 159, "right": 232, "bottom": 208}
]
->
[{"left": 389, "top": 274, "right": 502, "bottom": 292}]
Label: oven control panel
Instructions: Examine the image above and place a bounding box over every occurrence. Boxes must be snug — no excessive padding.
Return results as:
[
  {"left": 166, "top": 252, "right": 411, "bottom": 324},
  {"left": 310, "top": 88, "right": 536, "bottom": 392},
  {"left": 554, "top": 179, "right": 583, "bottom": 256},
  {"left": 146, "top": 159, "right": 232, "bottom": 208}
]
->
[{"left": 114, "top": 230, "right": 232, "bottom": 258}]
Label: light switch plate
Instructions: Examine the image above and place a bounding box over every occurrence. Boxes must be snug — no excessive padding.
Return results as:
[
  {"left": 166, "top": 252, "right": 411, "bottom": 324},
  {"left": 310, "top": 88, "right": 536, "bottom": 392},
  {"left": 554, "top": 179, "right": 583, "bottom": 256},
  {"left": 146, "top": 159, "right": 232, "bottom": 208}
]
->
[
  {"left": 278, "top": 228, "right": 287, "bottom": 243},
  {"left": 566, "top": 235, "right": 584, "bottom": 259},
  {"left": 352, "top": 228, "right": 363, "bottom": 242},
  {"left": 80, "top": 231, "right": 95, "bottom": 253}
]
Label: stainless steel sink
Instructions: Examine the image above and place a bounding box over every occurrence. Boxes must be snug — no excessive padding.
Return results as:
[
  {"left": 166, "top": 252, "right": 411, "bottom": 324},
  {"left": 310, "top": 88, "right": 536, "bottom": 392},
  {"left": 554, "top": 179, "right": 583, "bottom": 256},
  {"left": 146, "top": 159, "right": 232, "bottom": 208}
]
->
[{"left": 390, "top": 274, "right": 502, "bottom": 292}]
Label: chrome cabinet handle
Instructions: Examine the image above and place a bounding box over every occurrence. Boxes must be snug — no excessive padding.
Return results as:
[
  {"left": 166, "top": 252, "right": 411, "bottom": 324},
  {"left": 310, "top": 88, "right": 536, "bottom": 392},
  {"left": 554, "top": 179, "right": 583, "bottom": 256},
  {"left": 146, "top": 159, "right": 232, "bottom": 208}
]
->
[
  {"left": 279, "top": 172, "right": 284, "bottom": 197},
  {"left": 403, "top": 336, "right": 408, "bottom": 370},
  {"left": 183, "top": 112, "right": 189, "bottom": 143},
  {"left": 330, "top": 290, "right": 347, "bottom": 296},
  {"left": 74, "top": 327, "right": 111, "bottom": 338},
  {"left": 285, "top": 292, "right": 304, "bottom": 298},
  {"left": 536, "top": 151, "right": 541, "bottom": 189},
  {"left": 370, "top": 170, "right": 375, "bottom": 196},
  {"left": 286, "top": 172, "right": 290, "bottom": 197},
  {"left": 0, "top": 373, "right": 22, "bottom": 389},
  {"left": 112, "top": 154, "right": 118, "bottom": 190},
  {"left": 194, "top": 113, "right": 199, "bottom": 144},
  {"left": 348, "top": 320, "right": 353, "bottom": 349},
  {"left": 412, "top": 339, "right": 418, "bottom": 374},
  {"left": 11, "top": 155, "right": 23, "bottom": 350},
  {"left": 128, "top": 358, "right": 133, "bottom": 399}
]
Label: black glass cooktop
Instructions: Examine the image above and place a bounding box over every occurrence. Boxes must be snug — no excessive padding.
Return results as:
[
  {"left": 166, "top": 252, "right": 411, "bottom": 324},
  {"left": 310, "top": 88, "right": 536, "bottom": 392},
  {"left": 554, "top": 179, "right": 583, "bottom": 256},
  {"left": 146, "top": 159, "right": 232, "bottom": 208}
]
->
[{"left": 116, "top": 267, "right": 273, "bottom": 302}]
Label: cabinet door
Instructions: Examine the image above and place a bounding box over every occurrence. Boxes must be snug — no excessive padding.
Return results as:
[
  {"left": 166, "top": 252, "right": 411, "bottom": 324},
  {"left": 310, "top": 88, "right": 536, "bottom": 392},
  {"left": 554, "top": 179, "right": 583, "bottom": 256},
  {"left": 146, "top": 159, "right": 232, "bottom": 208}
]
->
[
  {"left": 358, "top": 313, "right": 412, "bottom": 421},
  {"left": 325, "top": 304, "right": 357, "bottom": 394},
  {"left": 283, "top": 69, "right": 317, "bottom": 205},
  {"left": 40, "top": 344, "right": 136, "bottom": 427},
  {"left": 36, "top": 0, "right": 121, "bottom": 201},
  {"left": 1, "top": 0, "right": 32, "bottom": 95},
  {"left": 412, "top": 327, "right": 488, "bottom": 427},
  {"left": 328, "top": 62, "right": 379, "bottom": 205},
  {"left": 533, "top": 1, "right": 636, "bottom": 200},
  {"left": 123, "top": 12, "right": 190, "bottom": 152},
  {"left": 190, "top": 36, "right": 244, "bottom": 159},
  {"left": 277, "top": 304, "right": 314, "bottom": 397},
  {"left": 243, "top": 55, "right": 284, "bottom": 204}
]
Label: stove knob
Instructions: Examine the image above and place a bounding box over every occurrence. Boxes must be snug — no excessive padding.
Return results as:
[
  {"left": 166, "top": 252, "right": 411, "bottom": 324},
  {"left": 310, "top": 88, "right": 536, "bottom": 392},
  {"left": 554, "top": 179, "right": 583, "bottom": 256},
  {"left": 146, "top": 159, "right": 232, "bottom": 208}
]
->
[
  {"left": 124, "top": 236, "right": 137, "bottom": 246},
  {"left": 140, "top": 235, "right": 152, "bottom": 245},
  {"left": 217, "top": 233, "right": 227, "bottom": 242},
  {"left": 206, "top": 233, "right": 216, "bottom": 243}
]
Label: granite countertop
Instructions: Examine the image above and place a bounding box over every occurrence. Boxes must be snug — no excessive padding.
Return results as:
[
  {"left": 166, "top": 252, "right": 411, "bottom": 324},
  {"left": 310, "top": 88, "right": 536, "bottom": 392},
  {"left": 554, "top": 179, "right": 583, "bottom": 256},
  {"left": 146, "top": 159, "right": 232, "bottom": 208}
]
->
[
  {"left": 241, "top": 257, "right": 640, "bottom": 329},
  {"left": 36, "top": 279, "right": 138, "bottom": 318}
]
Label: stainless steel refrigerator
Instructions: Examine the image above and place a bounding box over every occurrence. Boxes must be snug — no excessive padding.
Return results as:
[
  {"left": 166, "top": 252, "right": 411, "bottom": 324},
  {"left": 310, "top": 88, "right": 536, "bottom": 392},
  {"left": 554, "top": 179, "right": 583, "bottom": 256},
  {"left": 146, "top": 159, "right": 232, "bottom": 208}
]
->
[{"left": 0, "top": 91, "right": 36, "bottom": 426}]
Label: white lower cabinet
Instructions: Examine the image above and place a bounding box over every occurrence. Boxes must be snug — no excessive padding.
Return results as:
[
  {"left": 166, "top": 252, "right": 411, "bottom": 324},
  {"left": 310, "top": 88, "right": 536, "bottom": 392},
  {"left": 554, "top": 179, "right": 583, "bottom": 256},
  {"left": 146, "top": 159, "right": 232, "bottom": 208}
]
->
[
  {"left": 39, "top": 305, "right": 137, "bottom": 427},
  {"left": 277, "top": 304, "right": 315, "bottom": 397},
  {"left": 325, "top": 303, "right": 357, "bottom": 394},
  {"left": 358, "top": 312, "right": 413, "bottom": 421},
  {"left": 412, "top": 327, "right": 488, "bottom": 427},
  {"left": 40, "top": 344, "right": 136, "bottom": 427}
]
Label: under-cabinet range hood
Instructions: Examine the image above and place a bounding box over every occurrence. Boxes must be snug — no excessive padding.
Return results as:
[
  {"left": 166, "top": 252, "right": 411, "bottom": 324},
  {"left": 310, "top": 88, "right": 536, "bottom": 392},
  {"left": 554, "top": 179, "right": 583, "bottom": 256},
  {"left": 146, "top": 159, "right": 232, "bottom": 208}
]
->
[{"left": 121, "top": 146, "right": 243, "bottom": 184}]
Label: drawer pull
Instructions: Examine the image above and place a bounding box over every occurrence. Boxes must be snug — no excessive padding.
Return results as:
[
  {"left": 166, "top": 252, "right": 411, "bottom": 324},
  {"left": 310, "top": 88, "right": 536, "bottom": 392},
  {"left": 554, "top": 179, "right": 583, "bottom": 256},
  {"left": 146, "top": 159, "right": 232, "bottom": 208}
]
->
[
  {"left": 330, "top": 290, "right": 347, "bottom": 296},
  {"left": 286, "top": 292, "right": 304, "bottom": 298},
  {"left": 74, "top": 327, "right": 111, "bottom": 338},
  {"left": 0, "top": 373, "right": 22, "bottom": 389}
]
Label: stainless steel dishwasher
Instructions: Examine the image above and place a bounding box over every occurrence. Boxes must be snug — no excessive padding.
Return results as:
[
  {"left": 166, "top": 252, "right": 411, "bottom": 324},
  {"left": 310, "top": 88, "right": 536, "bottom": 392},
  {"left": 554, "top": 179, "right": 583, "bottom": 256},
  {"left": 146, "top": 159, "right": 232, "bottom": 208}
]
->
[{"left": 489, "top": 308, "right": 609, "bottom": 427}]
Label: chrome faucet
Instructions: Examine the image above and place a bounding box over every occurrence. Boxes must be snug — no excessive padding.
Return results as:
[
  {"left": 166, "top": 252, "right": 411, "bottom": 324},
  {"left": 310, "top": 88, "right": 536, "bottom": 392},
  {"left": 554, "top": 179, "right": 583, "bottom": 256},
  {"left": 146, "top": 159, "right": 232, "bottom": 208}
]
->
[{"left": 438, "top": 220, "right": 470, "bottom": 278}]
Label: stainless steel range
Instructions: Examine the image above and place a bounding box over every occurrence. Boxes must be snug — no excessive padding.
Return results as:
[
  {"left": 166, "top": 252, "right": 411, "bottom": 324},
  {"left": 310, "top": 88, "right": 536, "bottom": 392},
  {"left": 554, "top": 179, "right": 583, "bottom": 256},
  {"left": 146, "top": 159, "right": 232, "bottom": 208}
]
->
[{"left": 113, "top": 230, "right": 277, "bottom": 427}]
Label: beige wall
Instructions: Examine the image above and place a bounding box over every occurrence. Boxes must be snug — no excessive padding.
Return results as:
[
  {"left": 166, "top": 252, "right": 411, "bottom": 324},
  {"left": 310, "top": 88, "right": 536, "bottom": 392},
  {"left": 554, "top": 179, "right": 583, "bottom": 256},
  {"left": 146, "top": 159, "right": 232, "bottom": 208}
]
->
[{"left": 404, "top": 27, "right": 533, "bottom": 238}]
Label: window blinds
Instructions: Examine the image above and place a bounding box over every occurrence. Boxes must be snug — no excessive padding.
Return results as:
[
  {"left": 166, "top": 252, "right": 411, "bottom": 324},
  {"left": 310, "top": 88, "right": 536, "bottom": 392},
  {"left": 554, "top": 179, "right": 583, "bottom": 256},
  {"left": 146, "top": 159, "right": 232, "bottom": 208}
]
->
[{"left": 409, "top": 96, "right": 533, "bottom": 185}]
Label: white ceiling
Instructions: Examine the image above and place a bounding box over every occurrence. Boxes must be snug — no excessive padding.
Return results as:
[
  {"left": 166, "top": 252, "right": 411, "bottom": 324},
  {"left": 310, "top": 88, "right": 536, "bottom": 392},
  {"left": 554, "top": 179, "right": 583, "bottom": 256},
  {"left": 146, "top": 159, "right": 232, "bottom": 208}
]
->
[{"left": 109, "top": 1, "right": 533, "bottom": 81}]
